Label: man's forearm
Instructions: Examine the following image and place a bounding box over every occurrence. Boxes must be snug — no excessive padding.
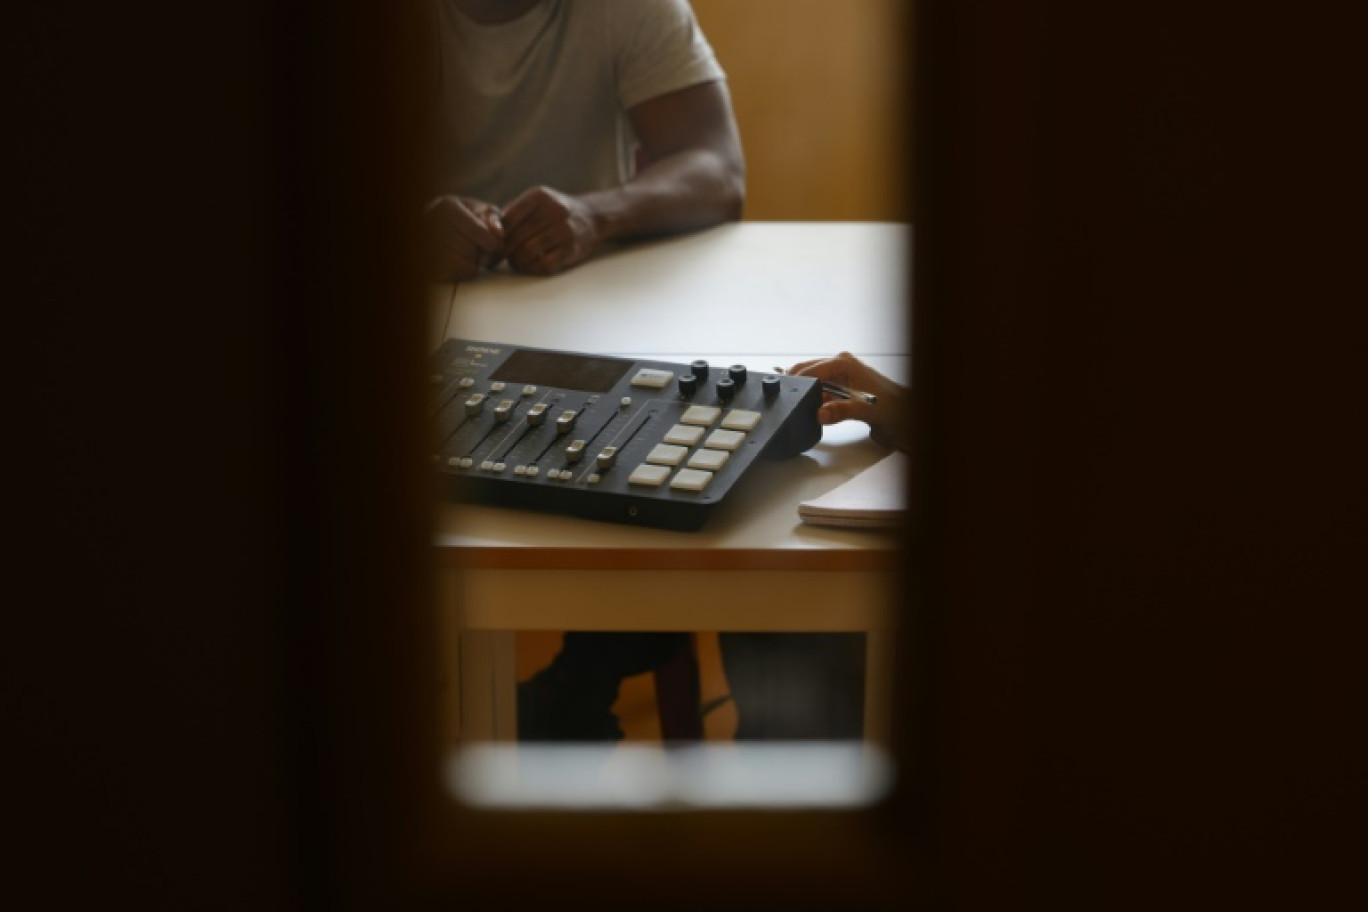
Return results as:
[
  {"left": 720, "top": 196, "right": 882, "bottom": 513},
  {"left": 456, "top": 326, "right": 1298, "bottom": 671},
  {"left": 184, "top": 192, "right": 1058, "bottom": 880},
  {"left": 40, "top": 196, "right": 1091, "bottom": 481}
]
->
[{"left": 582, "top": 149, "right": 745, "bottom": 243}]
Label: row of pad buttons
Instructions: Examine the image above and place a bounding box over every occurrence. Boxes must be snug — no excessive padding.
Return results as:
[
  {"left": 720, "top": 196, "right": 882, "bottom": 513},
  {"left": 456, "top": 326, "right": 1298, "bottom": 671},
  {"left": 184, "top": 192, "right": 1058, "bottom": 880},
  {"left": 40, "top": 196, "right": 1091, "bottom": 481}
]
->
[
  {"left": 627, "top": 464, "right": 714, "bottom": 492},
  {"left": 679, "top": 405, "right": 762, "bottom": 431},
  {"left": 626, "top": 406, "right": 764, "bottom": 493}
]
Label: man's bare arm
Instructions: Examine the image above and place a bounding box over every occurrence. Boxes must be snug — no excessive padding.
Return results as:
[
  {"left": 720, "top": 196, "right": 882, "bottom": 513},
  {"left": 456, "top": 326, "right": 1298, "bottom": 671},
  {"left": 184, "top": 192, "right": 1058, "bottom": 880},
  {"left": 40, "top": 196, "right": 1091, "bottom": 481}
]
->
[
  {"left": 594, "top": 78, "right": 746, "bottom": 238},
  {"left": 500, "top": 80, "right": 745, "bottom": 275}
]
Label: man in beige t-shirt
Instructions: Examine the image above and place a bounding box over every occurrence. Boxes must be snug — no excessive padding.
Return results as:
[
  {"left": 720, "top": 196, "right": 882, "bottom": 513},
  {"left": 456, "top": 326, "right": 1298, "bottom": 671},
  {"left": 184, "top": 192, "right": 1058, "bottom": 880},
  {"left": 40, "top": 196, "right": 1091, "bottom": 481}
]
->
[{"left": 426, "top": 0, "right": 745, "bottom": 279}]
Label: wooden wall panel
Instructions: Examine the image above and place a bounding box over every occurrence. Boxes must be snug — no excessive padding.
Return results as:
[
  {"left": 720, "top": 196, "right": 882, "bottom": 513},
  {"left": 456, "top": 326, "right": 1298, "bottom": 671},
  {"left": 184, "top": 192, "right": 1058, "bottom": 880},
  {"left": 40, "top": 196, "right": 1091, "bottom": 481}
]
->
[{"left": 691, "top": 0, "right": 911, "bottom": 221}]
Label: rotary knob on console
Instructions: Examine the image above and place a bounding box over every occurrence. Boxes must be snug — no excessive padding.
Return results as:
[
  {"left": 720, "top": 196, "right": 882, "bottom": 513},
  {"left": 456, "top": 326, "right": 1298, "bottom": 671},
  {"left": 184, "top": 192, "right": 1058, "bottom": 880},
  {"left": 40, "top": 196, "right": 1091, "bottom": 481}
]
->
[
  {"left": 716, "top": 377, "right": 736, "bottom": 402},
  {"left": 728, "top": 364, "right": 748, "bottom": 386},
  {"left": 677, "top": 373, "right": 698, "bottom": 398}
]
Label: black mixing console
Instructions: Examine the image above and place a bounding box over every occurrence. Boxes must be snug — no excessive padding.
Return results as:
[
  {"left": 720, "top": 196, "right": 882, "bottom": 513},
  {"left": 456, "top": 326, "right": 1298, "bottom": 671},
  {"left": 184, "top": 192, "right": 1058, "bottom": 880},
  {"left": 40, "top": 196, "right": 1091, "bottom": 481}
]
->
[{"left": 429, "top": 338, "right": 824, "bottom": 531}]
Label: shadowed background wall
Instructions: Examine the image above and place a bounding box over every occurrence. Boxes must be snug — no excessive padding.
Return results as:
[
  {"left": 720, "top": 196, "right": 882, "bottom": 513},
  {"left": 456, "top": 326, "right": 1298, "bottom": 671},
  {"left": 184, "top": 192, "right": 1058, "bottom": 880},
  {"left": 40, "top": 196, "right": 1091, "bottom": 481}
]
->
[{"left": 692, "top": 0, "right": 911, "bottom": 221}]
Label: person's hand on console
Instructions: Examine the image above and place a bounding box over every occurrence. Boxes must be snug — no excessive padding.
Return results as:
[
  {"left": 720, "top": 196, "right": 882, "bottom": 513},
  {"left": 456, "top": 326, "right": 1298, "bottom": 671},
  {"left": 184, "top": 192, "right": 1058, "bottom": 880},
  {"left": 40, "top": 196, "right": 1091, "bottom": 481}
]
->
[
  {"left": 423, "top": 194, "right": 506, "bottom": 282},
  {"left": 787, "top": 352, "right": 911, "bottom": 450}
]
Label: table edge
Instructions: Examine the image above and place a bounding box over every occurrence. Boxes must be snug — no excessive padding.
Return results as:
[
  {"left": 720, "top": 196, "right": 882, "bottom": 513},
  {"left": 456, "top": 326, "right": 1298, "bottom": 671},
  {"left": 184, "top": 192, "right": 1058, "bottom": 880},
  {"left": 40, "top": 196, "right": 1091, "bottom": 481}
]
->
[{"left": 434, "top": 545, "right": 899, "bottom": 572}]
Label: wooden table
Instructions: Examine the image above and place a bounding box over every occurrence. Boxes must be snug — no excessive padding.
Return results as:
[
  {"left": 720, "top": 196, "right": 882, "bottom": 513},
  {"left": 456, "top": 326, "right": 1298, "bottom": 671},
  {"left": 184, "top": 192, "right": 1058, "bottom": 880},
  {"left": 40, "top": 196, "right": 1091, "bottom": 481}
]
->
[{"left": 431, "top": 221, "right": 911, "bottom": 746}]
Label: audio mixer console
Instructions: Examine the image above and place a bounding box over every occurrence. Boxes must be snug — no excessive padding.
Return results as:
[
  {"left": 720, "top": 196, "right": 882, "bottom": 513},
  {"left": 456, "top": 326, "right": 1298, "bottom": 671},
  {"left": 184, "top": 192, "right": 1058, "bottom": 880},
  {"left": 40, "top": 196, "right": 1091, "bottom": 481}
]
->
[{"left": 429, "top": 338, "right": 824, "bottom": 531}]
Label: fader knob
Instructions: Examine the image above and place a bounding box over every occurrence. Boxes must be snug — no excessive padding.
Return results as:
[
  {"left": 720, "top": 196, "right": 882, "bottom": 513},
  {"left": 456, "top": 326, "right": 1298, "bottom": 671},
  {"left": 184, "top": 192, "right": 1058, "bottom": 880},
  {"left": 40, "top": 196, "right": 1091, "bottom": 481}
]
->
[
  {"left": 678, "top": 373, "right": 698, "bottom": 398},
  {"left": 728, "top": 364, "right": 748, "bottom": 386},
  {"left": 716, "top": 377, "right": 736, "bottom": 402}
]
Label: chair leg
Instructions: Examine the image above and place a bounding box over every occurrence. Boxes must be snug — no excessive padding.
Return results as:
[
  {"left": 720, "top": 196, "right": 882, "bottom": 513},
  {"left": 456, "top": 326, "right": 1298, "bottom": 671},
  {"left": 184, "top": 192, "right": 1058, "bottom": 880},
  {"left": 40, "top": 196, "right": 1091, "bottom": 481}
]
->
[{"left": 653, "top": 634, "right": 703, "bottom": 742}]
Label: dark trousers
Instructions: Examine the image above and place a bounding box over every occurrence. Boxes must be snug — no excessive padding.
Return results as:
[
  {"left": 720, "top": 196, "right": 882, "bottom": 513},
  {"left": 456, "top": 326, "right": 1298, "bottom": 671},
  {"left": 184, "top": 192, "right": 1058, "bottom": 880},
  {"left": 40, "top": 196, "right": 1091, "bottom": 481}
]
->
[
  {"left": 517, "top": 630, "right": 865, "bottom": 742},
  {"left": 517, "top": 632, "right": 689, "bottom": 741}
]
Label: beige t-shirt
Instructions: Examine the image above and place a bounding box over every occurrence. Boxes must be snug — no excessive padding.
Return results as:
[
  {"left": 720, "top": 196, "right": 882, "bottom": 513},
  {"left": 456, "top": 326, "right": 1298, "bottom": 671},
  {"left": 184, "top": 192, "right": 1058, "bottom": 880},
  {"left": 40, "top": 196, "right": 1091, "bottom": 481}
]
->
[{"left": 435, "top": 0, "right": 725, "bottom": 206}]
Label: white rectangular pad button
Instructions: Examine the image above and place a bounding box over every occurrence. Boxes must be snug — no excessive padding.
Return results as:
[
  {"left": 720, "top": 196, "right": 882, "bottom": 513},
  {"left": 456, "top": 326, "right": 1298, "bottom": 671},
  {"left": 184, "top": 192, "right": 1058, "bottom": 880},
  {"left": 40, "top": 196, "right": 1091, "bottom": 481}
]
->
[
  {"left": 630, "top": 368, "right": 674, "bottom": 389},
  {"left": 627, "top": 464, "right": 671, "bottom": 487},
  {"left": 680, "top": 405, "right": 721, "bottom": 426},
  {"left": 663, "top": 423, "right": 706, "bottom": 447},
  {"left": 721, "top": 409, "right": 762, "bottom": 431},
  {"left": 703, "top": 428, "right": 746, "bottom": 451},
  {"left": 646, "top": 443, "right": 688, "bottom": 466},
  {"left": 687, "top": 448, "right": 730, "bottom": 471},
  {"left": 670, "top": 468, "right": 713, "bottom": 492}
]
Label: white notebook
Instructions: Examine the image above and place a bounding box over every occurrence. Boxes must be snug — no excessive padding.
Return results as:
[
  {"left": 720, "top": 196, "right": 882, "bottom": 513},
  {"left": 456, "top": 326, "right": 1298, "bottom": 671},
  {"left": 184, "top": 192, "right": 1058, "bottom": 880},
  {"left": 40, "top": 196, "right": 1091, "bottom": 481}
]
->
[{"left": 797, "top": 450, "right": 907, "bottom": 529}]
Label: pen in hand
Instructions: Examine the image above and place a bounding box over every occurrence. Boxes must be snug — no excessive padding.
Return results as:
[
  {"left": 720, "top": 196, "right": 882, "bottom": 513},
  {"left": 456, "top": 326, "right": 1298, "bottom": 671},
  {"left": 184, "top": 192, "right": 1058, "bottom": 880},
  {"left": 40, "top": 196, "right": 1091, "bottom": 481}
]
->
[{"left": 772, "top": 367, "right": 878, "bottom": 405}]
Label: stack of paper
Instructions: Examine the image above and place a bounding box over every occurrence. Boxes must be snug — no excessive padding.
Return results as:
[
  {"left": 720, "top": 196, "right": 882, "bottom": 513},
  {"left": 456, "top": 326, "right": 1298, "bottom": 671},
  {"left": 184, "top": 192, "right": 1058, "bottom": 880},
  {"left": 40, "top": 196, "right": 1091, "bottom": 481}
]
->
[{"left": 797, "top": 450, "right": 907, "bottom": 529}]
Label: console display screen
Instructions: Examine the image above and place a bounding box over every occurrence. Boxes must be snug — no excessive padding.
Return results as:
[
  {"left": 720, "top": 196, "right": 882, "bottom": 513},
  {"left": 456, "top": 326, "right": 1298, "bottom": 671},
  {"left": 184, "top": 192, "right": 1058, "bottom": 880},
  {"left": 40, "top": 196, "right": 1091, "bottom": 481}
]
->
[{"left": 490, "top": 348, "right": 633, "bottom": 394}]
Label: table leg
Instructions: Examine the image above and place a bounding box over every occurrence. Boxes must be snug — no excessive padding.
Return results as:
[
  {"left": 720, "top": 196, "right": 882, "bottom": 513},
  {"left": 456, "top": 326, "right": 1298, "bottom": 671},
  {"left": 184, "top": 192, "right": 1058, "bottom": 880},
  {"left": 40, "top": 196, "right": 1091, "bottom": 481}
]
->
[
  {"left": 454, "top": 630, "right": 517, "bottom": 743},
  {"left": 863, "top": 630, "right": 895, "bottom": 746}
]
